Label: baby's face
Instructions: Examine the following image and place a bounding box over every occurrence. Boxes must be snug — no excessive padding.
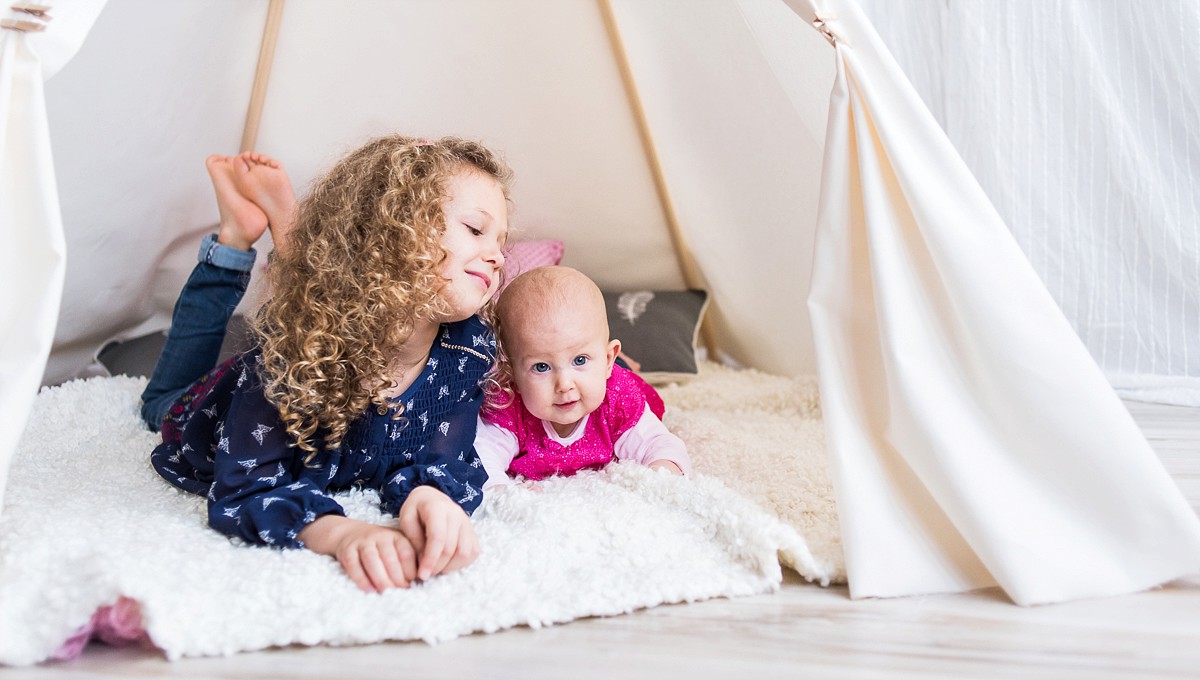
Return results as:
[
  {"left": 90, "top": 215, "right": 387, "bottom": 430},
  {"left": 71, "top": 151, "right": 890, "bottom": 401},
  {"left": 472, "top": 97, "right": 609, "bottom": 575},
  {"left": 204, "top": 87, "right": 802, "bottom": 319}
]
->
[{"left": 505, "top": 302, "right": 619, "bottom": 437}]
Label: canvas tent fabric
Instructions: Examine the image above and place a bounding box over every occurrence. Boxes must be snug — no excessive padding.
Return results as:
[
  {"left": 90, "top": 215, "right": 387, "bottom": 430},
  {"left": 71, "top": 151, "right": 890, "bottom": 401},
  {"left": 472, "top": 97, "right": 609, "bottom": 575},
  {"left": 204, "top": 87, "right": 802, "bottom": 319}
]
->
[
  {"left": 2, "top": 0, "right": 1198, "bottom": 607},
  {"left": 0, "top": 0, "right": 105, "bottom": 518}
]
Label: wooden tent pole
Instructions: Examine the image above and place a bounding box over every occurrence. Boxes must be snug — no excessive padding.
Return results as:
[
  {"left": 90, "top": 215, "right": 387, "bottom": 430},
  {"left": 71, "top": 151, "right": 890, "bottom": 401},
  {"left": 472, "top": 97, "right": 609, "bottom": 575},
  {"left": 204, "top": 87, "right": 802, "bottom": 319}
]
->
[
  {"left": 597, "top": 0, "right": 719, "bottom": 359},
  {"left": 239, "top": 0, "right": 286, "bottom": 153}
]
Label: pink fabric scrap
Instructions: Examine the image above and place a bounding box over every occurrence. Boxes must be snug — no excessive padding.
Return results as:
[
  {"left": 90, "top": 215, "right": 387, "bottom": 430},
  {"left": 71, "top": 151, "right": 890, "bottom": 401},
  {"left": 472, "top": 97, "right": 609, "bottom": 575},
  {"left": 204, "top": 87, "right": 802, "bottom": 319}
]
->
[{"left": 50, "top": 597, "right": 148, "bottom": 661}]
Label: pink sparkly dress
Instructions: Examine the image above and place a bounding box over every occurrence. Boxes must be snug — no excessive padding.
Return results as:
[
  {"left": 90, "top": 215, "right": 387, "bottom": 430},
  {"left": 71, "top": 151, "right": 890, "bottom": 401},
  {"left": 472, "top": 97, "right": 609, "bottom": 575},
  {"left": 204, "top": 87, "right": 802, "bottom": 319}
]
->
[{"left": 476, "top": 366, "right": 691, "bottom": 487}]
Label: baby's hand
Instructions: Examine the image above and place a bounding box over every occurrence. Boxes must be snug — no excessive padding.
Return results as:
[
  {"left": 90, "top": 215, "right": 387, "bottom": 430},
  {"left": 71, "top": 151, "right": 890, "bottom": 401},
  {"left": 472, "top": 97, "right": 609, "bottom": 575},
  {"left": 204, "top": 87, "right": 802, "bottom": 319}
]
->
[
  {"left": 398, "top": 486, "right": 481, "bottom": 581},
  {"left": 647, "top": 460, "right": 684, "bottom": 475},
  {"left": 299, "top": 515, "right": 417, "bottom": 593}
]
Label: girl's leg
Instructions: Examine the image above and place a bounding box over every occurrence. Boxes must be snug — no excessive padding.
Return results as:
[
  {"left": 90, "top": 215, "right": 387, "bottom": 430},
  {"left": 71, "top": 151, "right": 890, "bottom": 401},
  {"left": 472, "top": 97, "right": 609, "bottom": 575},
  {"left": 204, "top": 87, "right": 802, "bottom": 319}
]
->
[
  {"left": 139, "top": 243, "right": 254, "bottom": 429},
  {"left": 139, "top": 155, "right": 271, "bottom": 430}
]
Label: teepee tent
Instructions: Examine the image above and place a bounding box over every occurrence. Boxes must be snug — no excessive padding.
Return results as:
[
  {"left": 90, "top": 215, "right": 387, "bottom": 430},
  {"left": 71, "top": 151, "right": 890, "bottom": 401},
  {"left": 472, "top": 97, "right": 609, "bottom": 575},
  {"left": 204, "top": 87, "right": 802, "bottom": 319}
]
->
[{"left": 3, "top": 0, "right": 1198, "bottom": 609}]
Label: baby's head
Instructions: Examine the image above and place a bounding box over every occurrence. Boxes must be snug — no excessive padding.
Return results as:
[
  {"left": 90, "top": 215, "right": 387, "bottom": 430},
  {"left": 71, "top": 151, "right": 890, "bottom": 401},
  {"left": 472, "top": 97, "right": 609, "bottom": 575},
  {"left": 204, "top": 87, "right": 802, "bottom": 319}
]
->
[{"left": 493, "top": 266, "right": 620, "bottom": 437}]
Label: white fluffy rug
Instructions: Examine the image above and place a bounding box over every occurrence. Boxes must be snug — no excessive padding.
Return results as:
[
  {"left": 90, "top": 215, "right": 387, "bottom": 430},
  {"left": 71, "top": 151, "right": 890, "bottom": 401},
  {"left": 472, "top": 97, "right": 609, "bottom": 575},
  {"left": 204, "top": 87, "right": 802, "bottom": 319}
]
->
[{"left": 0, "top": 364, "right": 841, "bottom": 665}]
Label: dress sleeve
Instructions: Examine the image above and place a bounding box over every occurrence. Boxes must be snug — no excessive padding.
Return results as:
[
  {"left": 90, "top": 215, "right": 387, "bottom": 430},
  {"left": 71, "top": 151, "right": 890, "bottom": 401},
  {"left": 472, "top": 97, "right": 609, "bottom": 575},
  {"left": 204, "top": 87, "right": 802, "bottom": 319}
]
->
[
  {"left": 379, "top": 383, "right": 490, "bottom": 517},
  {"left": 475, "top": 415, "right": 519, "bottom": 490},
  {"left": 613, "top": 404, "right": 693, "bottom": 475},
  {"left": 206, "top": 364, "right": 345, "bottom": 549}
]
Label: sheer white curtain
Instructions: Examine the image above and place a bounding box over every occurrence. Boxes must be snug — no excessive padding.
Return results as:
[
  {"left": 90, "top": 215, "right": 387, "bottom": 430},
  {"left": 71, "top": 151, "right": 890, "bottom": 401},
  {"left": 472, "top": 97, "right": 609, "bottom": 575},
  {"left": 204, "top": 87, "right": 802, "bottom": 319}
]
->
[{"left": 858, "top": 0, "right": 1200, "bottom": 405}]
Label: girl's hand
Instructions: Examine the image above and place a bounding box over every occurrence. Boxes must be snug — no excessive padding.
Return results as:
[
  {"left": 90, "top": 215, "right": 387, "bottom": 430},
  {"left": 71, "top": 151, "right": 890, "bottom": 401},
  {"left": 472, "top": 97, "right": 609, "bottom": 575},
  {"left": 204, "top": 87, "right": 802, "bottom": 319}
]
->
[
  {"left": 298, "top": 515, "right": 417, "bottom": 592},
  {"left": 397, "top": 486, "right": 481, "bottom": 581}
]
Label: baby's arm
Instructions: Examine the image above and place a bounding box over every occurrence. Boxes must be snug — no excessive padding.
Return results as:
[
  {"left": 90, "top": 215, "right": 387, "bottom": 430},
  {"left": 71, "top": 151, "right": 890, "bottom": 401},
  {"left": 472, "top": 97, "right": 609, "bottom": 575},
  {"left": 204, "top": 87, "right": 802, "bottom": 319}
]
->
[
  {"left": 613, "top": 405, "right": 692, "bottom": 476},
  {"left": 475, "top": 416, "right": 519, "bottom": 490}
]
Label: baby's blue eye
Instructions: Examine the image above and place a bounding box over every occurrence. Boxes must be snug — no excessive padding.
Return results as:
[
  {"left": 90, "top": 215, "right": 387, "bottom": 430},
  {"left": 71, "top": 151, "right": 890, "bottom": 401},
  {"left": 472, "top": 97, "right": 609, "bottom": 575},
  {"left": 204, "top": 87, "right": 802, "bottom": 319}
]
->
[
  {"left": 532, "top": 362, "right": 551, "bottom": 373},
  {"left": 572, "top": 355, "right": 588, "bottom": 367}
]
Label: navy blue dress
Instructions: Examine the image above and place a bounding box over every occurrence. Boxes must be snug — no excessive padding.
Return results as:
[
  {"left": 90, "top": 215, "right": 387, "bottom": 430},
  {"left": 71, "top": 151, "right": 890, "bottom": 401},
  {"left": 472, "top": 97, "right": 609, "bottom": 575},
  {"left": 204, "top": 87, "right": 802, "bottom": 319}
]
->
[{"left": 151, "top": 317, "right": 494, "bottom": 549}]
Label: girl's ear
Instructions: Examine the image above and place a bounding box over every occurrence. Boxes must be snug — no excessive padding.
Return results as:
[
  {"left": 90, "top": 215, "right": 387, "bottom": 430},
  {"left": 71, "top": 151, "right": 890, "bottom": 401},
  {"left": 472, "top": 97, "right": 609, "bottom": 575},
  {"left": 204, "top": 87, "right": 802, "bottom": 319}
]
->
[{"left": 605, "top": 339, "right": 621, "bottom": 377}]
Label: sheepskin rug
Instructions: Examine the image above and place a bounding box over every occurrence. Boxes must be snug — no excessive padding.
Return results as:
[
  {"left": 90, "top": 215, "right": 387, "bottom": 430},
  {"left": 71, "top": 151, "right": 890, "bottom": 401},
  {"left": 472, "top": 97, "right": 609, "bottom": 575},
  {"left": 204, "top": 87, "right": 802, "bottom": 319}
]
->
[{"left": 0, "top": 363, "right": 841, "bottom": 665}]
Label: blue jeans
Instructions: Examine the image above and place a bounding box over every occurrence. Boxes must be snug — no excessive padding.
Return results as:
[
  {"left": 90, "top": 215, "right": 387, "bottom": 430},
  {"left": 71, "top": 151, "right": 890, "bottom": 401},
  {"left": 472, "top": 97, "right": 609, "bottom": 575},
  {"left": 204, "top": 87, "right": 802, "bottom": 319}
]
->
[{"left": 140, "top": 234, "right": 256, "bottom": 430}]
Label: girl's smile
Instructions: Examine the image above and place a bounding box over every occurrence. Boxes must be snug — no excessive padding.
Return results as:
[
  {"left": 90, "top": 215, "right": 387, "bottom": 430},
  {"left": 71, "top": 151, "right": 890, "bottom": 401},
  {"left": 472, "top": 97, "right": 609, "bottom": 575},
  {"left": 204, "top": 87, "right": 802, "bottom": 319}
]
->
[{"left": 437, "top": 170, "right": 509, "bottom": 320}]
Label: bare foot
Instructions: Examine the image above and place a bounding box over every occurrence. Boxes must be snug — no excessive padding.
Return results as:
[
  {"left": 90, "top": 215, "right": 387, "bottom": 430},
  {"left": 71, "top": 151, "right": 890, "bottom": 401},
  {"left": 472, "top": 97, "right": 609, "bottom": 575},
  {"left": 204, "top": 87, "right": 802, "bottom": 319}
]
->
[
  {"left": 206, "top": 154, "right": 268, "bottom": 251},
  {"left": 232, "top": 152, "right": 298, "bottom": 256}
]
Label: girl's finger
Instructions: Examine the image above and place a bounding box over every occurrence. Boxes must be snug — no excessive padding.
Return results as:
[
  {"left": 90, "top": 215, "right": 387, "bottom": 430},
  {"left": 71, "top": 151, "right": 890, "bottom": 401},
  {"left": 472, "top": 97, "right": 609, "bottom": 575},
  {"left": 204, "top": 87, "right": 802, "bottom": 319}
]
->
[
  {"left": 359, "top": 543, "right": 393, "bottom": 592},
  {"left": 395, "top": 535, "right": 418, "bottom": 584},
  {"left": 418, "top": 512, "right": 448, "bottom": 581},
  {"left": 339, "top": 551, "right": 373, "bottom": 593},
  {"left": 379, "top": 540, "right": 411, "bottom": 589},
  {"left": 427, "top": 516, "right": 458, "bottom": 578},
  {"left": 443, "top": 521, "right": 480, "bottom": 574},
  {"left": 398, "top": 507, "right": 426, "bottom": 557}
]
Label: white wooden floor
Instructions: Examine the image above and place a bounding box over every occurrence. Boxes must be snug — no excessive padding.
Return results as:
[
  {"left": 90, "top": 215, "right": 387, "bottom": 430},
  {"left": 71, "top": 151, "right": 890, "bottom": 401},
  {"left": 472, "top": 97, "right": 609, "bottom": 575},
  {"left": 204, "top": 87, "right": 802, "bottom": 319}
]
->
[{"left": 9, "top": 401, "right": 1200, "bottom": 679}]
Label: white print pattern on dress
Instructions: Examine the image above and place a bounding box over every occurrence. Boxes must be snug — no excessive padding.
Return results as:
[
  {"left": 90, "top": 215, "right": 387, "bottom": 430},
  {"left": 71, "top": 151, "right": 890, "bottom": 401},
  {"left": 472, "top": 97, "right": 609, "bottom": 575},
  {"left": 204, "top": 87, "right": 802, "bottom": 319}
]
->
[
  {"left": 223, "top": 505, "right": 240, "bottom": 517},
  {"left": 439, "top": 421, "right": 450, "bottom": 436},
  {"left": 258, "top": 530, "right": 275, "bottom": 545},
  {"left": 237, "top": 458, "right": 258, "bottom": 470},
  {"left": 257, "top": 463, "right": 285, "bottom": 486},
  {"left": 251, "top": 423, "right": 273, "bottom": 445},
  {"left": 262, "top": 497, "right": 282, "bottom": 509},
  {"left": 438, "top": 385, "right": 450, "bottom": 399},
  {"left": 327, "top": 464, "right": 338, "bottom": 480},
  {"left": 459, "top": 484, "right": 478, "bottom": 504}
]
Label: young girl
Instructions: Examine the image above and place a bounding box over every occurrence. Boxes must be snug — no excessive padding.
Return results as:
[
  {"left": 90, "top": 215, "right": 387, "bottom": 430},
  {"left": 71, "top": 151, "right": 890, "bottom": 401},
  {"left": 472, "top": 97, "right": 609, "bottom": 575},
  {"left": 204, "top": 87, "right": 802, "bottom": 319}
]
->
[
  {"left": 475, "top": 266, "right": 692, "bottom": 489},
  {"left": 143, "top": 135, "right": 511, "bottom": 593}
]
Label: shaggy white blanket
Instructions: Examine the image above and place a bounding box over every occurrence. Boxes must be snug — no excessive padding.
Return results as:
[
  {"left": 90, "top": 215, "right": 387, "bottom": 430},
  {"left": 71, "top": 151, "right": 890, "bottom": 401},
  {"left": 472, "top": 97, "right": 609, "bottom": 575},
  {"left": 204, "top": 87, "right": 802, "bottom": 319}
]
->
[{"left": 0, "top": 364, "right": 841, "bottom": 665}]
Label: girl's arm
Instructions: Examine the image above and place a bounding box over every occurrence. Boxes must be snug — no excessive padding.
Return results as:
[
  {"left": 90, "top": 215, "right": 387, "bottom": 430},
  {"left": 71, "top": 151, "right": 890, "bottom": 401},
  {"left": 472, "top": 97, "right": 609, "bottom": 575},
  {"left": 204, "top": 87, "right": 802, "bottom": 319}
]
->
[
  {"left": 206, "top": 364, "right": 345, "bottom": 548},
  {"left": 613, "top": 404, "right": 692, "bottom": 476},
  {"left": 379, "top": 382, "right": 490, "bottom": 579}
]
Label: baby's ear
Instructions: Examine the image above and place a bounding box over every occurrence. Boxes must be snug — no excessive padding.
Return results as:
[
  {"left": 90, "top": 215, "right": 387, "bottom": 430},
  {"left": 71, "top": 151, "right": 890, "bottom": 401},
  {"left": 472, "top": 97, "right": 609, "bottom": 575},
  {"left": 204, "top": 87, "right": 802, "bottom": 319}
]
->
[{"left": 606, "top": 339, "right": 621, "bottom": 376}]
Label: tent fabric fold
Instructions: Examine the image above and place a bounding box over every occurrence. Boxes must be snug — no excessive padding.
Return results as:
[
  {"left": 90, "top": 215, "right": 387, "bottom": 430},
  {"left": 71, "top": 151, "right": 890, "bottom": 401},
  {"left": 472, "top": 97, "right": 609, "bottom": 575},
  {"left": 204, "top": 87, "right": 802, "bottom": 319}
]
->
[
  {"left": 798, "top": 0, "right": 1200, "bottom": 604},
  {"left": 0, "top": 27, "right": 68, "bottom": 516}
]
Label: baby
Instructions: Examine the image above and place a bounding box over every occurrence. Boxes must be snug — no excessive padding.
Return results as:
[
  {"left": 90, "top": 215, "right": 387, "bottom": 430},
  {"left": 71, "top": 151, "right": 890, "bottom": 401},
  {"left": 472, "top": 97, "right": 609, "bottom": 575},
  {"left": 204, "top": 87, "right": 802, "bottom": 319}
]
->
[{"left": 476, "top": 266, "right": 692, "bottom": 488}]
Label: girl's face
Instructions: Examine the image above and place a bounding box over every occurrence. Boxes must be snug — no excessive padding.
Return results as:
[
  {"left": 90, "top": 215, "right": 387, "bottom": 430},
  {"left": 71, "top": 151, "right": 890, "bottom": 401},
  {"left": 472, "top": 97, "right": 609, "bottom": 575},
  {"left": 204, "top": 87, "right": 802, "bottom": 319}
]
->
[
  {"left": 437, "top": 170, "right": 509, "bottom": 321},
  {"left": 505, "top": 302, "right": 620, "bottom": 437}
]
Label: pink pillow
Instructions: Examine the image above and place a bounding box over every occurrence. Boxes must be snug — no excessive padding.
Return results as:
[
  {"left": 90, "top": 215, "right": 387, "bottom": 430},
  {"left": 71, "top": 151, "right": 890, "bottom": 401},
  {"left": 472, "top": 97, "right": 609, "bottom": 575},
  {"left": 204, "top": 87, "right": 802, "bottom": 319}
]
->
[{"left": 500, "top": 239, "right": 564, "bottom": 292}]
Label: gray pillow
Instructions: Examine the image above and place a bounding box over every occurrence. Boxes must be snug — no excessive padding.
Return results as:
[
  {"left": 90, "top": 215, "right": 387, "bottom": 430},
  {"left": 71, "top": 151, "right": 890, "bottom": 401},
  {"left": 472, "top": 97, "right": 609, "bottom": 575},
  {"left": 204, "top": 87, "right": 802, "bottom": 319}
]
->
[
  {"left": 602, "top": 289, "right": 708, "bottom": 383},
  {"left": 96, "top": 314, "right": 254, "bottom": 379}
]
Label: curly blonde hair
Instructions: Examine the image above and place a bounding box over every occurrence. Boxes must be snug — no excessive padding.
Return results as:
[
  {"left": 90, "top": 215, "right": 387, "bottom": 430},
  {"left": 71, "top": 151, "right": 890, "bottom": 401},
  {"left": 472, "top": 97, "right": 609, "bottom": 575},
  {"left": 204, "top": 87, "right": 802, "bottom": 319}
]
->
[{"left": 253, "top": 134, "right": 512, "bottom": 459}]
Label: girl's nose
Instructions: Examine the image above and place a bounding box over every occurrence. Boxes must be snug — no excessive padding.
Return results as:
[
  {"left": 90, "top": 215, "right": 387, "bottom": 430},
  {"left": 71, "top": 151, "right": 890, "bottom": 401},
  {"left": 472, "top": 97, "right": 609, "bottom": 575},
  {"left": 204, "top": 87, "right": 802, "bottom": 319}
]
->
[{"left": 486, "top": 239, "right": 506, "bottom": 267}]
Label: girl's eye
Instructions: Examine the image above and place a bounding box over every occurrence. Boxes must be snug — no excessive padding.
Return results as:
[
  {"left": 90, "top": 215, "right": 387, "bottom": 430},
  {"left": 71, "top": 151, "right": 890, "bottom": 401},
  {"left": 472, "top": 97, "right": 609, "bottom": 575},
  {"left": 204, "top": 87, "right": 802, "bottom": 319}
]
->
[
  {"left": 572, "top": 355, "right": 588, "bottom": 367},
  {"left": 532, "top": 362, "right": 551, "bottom": 373},
  {"left": 466, "top": 225, "right": 483, "bottom": 236}
]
